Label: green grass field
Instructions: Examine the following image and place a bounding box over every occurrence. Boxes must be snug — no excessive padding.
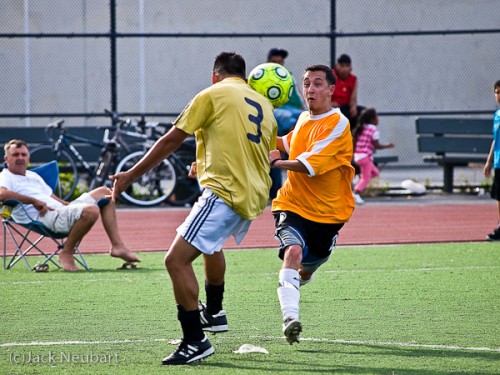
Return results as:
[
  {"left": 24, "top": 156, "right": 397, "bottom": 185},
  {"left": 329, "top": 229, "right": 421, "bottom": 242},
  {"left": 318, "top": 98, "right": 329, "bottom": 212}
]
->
[{"left": 1, "top": 242, "right": 499, "bottom": 374}]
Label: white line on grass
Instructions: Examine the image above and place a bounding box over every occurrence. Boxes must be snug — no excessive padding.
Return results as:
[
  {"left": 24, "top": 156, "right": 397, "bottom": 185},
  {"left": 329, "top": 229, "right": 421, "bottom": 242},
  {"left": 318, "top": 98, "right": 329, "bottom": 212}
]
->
[
  {"left": 252, "top": 336, "right": 500, "bottom": 353},
  {"left": 1, "top": 337, "right": 499, "bottom": 353},
  {"left": 0, "top": 338, "right": 171, "bottom": 348}
]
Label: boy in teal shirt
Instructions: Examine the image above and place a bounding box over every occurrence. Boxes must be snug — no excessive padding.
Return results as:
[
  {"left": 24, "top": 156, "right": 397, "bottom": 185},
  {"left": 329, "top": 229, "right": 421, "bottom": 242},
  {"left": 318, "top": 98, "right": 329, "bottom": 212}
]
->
[{"left": 484, "top": 80, "right": 500, "bottom": 241}]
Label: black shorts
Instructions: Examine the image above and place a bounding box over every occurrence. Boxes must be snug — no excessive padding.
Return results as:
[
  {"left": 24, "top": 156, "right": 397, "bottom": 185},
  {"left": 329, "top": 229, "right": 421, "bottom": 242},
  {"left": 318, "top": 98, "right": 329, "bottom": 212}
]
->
[
  {"left": 491, "top": 168, "right": 500, "bottom": 201},
  {"left": 273, "top": 210, "right": 344, "bottom": 262}
]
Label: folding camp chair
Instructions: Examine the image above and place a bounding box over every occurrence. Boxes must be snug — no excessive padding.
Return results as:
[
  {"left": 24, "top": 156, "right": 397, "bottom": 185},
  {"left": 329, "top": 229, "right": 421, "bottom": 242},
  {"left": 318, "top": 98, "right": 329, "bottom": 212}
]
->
[{"left": 2, "top": 161, "right": 90, "bottom": 271}]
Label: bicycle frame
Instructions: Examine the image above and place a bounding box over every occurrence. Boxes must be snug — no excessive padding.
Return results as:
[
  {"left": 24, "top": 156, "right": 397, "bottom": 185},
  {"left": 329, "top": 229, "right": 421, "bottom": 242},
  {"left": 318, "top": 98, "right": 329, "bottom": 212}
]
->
[{"left": 52, "top": 132, "right": 103, "bottom": 176}]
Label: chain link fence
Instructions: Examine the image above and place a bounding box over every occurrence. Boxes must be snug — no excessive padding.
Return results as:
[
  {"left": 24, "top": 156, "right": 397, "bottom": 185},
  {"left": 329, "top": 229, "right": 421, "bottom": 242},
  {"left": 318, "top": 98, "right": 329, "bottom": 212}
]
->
[{"left": 1, "top": 0, "right": 499, "bottom": 192}]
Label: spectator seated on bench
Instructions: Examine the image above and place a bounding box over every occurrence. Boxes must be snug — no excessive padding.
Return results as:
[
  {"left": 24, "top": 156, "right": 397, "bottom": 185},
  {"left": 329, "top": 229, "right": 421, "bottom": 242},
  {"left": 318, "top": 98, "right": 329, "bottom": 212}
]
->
[{"left": 416, "top": 118, "right": 491, "bottom": 193}]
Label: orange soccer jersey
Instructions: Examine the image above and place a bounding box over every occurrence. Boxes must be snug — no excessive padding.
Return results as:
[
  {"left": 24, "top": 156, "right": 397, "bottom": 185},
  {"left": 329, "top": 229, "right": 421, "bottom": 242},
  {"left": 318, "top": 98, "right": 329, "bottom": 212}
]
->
[{"left": 272, "top": 108, "right": 355, "bottom": 224}]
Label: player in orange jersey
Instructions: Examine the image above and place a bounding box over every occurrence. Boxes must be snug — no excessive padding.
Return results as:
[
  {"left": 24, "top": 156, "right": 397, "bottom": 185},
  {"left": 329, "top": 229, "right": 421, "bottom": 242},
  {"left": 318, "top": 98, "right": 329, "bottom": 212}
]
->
[{"left": 268, "top": 64, "right": 355, "bottom": 344}]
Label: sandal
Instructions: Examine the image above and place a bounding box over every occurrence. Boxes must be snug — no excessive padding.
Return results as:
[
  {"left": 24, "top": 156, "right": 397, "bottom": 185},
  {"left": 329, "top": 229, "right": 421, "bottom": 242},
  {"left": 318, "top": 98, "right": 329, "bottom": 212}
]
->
[{"left": 33, "top": 263, "right": 49, "bottom": 273}]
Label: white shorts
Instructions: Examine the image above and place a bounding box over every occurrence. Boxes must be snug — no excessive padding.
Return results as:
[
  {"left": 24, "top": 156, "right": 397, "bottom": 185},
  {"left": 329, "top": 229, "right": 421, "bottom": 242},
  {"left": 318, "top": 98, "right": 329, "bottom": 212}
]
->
[
  {"left": 177, "top": 188, "right": 251, "bottom": 255},
  {"left": 37, "top": 193, "right": 97, "bottom": 234}
]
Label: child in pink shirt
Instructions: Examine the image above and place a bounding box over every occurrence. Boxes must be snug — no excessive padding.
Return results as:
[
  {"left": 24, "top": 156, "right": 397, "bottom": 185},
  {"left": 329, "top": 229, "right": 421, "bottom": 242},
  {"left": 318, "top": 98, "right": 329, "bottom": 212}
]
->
[{"left": 352, "top": 108, "right": 394, "bottom": 204}]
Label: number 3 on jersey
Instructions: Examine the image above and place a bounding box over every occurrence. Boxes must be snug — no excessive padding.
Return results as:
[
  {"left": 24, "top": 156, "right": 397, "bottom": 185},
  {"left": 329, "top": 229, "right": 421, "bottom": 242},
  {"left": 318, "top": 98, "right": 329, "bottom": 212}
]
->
[{"left": 244, "top": 97, "right": 263, "bottom": 144}]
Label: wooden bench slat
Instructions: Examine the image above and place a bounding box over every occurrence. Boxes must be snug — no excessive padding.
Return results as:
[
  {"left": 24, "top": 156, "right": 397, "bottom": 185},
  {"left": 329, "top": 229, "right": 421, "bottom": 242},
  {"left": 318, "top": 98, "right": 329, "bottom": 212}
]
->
[
  {"left": 374, "top": 155, "right": 399, "bottom": 164},
  {"left": 423, "top": 156, "right": 486, "bottom": 164},
  {"left": 416, "top": 118, "right": 492, "bottom": 193},
  {"left": 416, "top": 118, "right": 491, "bottom": 135},
  {"left": 418, "top": 136, "right": 491, "bottom": 154}
]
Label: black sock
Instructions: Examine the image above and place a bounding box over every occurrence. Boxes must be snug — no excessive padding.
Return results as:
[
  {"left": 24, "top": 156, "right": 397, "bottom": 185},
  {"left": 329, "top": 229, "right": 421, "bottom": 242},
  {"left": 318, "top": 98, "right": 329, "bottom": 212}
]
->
[
  {"left": 205, "top": 281, "right": 224, "bottom": 315},
  {"left": 177, "top": 304, "right": 204, "bottom": 342}
]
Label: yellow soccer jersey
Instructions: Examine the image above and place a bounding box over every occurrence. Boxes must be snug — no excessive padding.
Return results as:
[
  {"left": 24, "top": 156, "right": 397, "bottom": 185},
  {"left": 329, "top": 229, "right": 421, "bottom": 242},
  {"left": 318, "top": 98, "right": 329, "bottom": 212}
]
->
[
  {"left": 272, "top": 108, "right": 355, "bottom": 224},
  {"left": 173, "top": 77, "right": 277, "bottom": 220}
]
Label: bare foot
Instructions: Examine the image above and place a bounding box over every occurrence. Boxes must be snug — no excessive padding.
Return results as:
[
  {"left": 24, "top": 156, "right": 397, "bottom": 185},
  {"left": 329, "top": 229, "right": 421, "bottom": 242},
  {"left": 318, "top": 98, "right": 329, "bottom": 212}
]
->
[
  {"left": 110, "top": 246, "right": 141, "bottom": 263},
  {"left": 58, "top": 252, "right": 81, "bottom": 271}
]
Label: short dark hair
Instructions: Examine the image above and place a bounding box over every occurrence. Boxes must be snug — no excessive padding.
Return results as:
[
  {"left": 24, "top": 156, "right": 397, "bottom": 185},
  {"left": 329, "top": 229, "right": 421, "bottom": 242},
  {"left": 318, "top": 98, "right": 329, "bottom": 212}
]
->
[
  {"left": 213, "top": 52, "right": 246, "bottom": 79},
  {"left": 303, "top": 65, "right": 336, "bottom": 85},
  {"left": 4, "top": 139, "right": 28, "bottom": 156},
  {"left": 495, "top": 80, "right": 500, "bottom": 89},
  {"left": 337, "top": 54, "right": 352, "bottom": 65},
  {"left": 267, "top": 48, "right": 288, "bottom": 61},
  {"left": 358, "top": 107, "right": 378, "bottom": 126}
]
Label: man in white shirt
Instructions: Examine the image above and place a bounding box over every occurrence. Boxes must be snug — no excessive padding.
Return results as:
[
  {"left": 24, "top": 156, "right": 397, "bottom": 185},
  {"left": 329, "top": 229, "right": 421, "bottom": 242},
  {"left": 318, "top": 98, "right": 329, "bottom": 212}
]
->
[{"left": 0, "top": 139, "right": 140, "bottom": 271}]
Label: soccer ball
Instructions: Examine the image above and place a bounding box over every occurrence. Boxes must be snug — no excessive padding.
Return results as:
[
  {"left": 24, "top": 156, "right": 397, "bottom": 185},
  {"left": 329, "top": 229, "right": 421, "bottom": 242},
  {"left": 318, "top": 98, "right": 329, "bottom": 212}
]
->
[{"left": 248, "top": 63, "right": 294, "bottom": 108}]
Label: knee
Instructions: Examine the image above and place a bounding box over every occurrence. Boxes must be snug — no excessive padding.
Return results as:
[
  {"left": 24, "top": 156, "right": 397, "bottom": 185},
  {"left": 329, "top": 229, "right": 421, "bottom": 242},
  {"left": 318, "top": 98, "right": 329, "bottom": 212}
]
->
[
  {"left": 164, "top": 250, "right": 180, "bottom": 274},
  {"left": 81, "top": 205, "right": 100, "bottom": 223},
  {"left": 164, "top": 251, "right": 172, "bottom": 270},
  {"left": 90, "top": 186, "right": 109, "bottom": 200},
  {"left": 283, "top": 245, "right": 303, "bottom": 268}
]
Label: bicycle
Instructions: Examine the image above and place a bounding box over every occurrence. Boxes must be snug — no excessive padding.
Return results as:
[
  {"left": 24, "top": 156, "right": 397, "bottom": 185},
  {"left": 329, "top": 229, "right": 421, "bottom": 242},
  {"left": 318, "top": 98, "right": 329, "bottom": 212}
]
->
[
  {"left": 29, "top": 117, "right": 176, "bottom": 206},
  {"left": 114, "top": 122, "right": 201, "bottom": 207},
  {"left": 29, "top": 119, "right": 104, "bottom": 201},
  {"left": 30, "top": 114, "right": 200, "bottom": 207}
]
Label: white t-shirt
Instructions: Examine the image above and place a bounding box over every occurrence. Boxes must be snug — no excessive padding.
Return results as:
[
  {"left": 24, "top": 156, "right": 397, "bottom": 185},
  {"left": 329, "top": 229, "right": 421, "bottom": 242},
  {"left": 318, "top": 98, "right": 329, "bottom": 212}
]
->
[{"left": 0, "top": 169, "right": 64, "bottom": 223}]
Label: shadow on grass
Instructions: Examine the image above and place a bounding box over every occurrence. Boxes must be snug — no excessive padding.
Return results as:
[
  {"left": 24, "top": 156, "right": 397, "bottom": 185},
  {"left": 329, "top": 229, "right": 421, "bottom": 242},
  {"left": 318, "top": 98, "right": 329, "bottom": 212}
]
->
[
  {"left": 196, "top": 339, "right": 499, "bottom": 375},
  {"left": 203, "top": 357, "right": 494, "bottom": 375},
  {"left": 348, "top": 342, "right": 500, "bottom": 362},
  {"left": 202, "top": 353, "right": 497, "bottom": 374}
]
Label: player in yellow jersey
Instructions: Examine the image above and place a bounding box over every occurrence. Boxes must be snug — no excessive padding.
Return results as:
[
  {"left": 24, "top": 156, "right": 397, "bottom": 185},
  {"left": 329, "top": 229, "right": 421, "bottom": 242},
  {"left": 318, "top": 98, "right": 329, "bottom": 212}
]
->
[
  {"left": 110, "top": 52, "right": 277, "bottom": 365},
  {"left": 268, "top": 64, "right": 355, "bottom": 345}
]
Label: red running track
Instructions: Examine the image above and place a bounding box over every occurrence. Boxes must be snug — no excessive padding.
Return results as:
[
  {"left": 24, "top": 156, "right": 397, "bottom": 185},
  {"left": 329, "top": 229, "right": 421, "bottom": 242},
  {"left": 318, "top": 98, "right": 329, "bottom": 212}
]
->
[{"left": 4, "top": 198, "right": 496, "bottom": 257}]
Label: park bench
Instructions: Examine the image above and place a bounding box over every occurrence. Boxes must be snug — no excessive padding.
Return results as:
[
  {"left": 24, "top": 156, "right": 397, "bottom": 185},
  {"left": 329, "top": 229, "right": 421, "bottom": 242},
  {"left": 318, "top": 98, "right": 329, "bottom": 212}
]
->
[
  {"left": 373, "top": 155, "right": 399, "bottom": 167},
  {"left": 416, "top": 118, "right": 491, "bottom": 193}
]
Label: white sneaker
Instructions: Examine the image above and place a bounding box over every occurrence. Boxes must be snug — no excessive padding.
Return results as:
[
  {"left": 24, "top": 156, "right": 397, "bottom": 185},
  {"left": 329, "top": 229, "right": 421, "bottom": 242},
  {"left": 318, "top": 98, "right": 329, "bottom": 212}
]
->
[{"left": 353, "top": 193, "right": 365, "bottom": 205}]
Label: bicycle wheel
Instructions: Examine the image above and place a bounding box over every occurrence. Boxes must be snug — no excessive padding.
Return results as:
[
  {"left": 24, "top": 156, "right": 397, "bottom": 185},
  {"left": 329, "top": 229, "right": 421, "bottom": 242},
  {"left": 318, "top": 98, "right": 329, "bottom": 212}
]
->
[
  {"left": 115, "top": 151, "right": 176, "bottom": 206},
  {"left": 29, "top": 144, "right": 78, "bottom": 201},
  {"left": 166, "top": 152, "right": 202, "bottom": 207}
]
